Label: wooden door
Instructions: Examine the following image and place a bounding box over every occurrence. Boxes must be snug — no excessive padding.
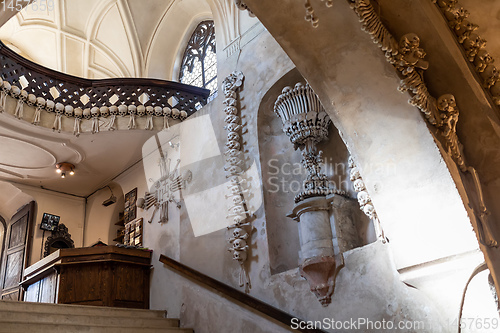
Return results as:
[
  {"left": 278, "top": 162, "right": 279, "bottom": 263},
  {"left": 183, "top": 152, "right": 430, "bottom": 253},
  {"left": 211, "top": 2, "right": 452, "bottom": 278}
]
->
[{"left": 0, "top": 202, "right": 34, "bottom": 301}]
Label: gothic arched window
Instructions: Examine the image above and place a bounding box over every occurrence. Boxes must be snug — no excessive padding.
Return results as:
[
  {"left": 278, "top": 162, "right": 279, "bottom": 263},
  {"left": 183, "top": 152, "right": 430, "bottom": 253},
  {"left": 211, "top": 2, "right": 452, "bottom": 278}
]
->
[{"left": 179, "top": 20, "right": 217, "bottom": 101}]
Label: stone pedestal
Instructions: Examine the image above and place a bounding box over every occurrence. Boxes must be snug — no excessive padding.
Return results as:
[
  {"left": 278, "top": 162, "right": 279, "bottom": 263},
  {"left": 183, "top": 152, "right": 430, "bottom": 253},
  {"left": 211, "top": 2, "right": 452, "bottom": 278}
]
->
[{"left": 288, "top": 196, "right": 337, "bottom": 306}]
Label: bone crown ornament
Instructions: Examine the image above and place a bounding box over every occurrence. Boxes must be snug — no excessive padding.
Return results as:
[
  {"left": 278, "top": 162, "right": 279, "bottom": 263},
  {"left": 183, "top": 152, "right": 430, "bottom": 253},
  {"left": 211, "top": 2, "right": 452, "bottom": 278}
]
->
[{"left": 274, "top": 83, "right": 331, "bottom": 149}]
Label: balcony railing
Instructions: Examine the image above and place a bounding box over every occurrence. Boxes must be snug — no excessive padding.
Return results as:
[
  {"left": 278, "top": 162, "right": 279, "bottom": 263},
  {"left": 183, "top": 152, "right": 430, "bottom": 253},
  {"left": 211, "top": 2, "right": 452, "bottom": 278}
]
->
[{"left": 0, "top": 40, "right": 209, "bottom": 119}]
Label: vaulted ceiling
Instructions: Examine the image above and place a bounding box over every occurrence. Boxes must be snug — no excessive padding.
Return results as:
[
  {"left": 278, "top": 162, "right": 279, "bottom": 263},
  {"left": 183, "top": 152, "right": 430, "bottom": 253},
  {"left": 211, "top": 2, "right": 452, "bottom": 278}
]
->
[
  {"left": 0, "top": 0, "right": 212, "bottom": 80},
  {"left": 0, "top": 0, "right": 213, "bottom": 197}
]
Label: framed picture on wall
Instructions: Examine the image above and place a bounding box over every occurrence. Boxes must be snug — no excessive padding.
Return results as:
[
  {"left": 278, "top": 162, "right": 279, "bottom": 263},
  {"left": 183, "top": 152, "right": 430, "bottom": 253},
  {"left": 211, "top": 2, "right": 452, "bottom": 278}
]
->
[
  {"left": 124, "top": 187, "right": 137, "bottom": 223},
  {"left": 40, "top": 213, "right": 60, "bottom": 231}
]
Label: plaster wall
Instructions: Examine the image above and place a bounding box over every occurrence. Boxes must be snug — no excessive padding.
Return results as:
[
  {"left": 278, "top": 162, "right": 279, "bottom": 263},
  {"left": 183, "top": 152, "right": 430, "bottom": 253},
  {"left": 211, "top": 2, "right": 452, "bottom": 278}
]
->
[
  {"left": 121, "top": 26, "right": 454, "bottom": 332},
  {"left": 12, "top": 183, "right": 85, "bottom": 265},
  {"left": 83, "top": 182, "right": 124, "bottom": 247}
]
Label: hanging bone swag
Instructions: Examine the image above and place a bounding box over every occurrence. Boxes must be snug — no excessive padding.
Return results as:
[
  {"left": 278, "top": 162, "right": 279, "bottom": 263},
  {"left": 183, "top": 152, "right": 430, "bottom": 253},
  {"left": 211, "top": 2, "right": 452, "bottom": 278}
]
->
[
  {"left": 0, "top": 77, "right": 190, "bottom": 134},
  {"left": 222, "top": 71, "right": 252, "bottom": 293}
]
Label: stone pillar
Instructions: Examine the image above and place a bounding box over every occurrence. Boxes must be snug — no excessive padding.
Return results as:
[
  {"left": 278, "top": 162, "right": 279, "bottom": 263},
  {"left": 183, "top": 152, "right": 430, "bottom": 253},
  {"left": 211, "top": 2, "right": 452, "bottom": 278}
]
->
[{"left": 288, "top": 196, "right": 337, "bottom": 306}]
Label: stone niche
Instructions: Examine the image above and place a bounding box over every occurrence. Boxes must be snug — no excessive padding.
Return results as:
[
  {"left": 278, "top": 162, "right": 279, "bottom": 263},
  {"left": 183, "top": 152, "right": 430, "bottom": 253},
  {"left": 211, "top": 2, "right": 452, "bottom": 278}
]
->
[{"left": 257, "top": 68, "right": 375, "bottom": 275}]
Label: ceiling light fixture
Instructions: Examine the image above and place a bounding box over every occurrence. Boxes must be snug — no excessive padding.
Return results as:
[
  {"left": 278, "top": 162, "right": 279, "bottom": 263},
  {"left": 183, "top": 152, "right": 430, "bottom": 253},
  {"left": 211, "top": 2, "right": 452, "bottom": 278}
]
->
[{"left": 55, "top": 162, "right": 75, "bottom": 179}]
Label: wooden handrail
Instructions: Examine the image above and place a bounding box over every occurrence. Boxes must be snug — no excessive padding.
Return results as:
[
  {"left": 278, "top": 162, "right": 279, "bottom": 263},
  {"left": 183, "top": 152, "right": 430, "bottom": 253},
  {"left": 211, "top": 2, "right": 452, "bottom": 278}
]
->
[{"left": 159, "top": 254, "right": 327, "bottom": 333}]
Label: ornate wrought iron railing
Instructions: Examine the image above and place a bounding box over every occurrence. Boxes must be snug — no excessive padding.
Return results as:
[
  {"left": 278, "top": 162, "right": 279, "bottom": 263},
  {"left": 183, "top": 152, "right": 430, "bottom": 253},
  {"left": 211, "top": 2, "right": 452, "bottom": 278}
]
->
[{"left": 0, "top": 40, "right": 210, "bottom": 116}]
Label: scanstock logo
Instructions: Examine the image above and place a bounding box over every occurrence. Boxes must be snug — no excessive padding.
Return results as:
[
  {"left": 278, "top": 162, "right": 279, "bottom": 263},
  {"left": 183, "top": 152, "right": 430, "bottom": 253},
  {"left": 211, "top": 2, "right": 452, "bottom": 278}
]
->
[{"left": 141, "top": 114, "right": 262, "bottom": 236}]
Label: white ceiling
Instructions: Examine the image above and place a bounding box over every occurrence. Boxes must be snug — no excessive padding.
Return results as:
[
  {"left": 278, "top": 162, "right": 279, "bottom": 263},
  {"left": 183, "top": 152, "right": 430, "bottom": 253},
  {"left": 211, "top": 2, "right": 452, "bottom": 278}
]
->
[{"left": 0, "top": 0, "right": 213, "bottom": 197}]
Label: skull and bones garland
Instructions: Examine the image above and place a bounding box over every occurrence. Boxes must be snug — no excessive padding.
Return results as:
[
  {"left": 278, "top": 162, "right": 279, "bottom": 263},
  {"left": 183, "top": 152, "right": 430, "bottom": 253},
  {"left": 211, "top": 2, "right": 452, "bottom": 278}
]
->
[
  {"left": 0, "top": 77, "right": 189, "bottom": 134},
  {"left": 222, "top": 71, "right": 252, "bottom": 293},
  {"left": 348, "top": 156, "right": 386, "bottom": 243}
]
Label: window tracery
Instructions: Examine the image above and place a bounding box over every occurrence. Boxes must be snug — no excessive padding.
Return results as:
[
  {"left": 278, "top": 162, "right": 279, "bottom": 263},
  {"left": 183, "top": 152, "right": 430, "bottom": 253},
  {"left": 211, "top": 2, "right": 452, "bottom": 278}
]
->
[{"left": 179, "top": 20, "right": 217, "bottom": 100}]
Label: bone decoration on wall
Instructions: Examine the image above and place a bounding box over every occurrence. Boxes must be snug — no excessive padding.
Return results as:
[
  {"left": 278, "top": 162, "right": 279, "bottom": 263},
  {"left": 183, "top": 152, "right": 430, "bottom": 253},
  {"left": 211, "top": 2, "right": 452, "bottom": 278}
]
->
[
  {"left": 141, "top": 139, "right": 192, "bottom": 224},
  {"left": 293, "top": 0, "right": 497, "bottom": 248},
  {"left": 0, "top": 76, "right": 190, "bottom": 136},
  {"left": 348, "top": 156, "right": 386, "bottom": 242},
  {"left": 431, "top": 0, "right": 500, "bottom": 108},
  {"left": 222, "top": 71, "right": 253, "bottom": 293}
]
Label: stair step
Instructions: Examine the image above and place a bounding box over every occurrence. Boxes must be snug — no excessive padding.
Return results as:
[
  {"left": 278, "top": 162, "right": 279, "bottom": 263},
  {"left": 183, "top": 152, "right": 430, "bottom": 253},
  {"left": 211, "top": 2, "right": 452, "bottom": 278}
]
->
[
  {"left": 0, "top": 322, "right": 193, "bottom": 333},
  {"left": 0, "top": 311, "right": 179, "bottom": 328},
  {"left": 0, "top": 300, "right": 166, "bottom": 318}
]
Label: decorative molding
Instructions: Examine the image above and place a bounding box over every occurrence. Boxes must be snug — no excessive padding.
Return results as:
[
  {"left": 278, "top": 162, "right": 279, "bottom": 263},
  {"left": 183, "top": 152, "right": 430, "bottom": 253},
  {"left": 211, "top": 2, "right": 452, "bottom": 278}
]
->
[
  {"left": 348, "top": 156, "right": 386, "bottom": 242},
  {"left": 222, "top": 71, "right": 252, "bottom": 293},
  {"left": 431, "top": 0, "right": 500, "bottom": 107},
  {"left": 274, "top": 82, "right": 345, "bottom": 203}
]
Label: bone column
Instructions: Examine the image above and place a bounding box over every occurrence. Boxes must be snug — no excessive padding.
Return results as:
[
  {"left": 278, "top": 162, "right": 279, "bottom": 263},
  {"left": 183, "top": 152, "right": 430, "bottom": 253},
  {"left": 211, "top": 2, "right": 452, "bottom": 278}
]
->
[{"left": 274, "top": 83, "right": 342, "bottom": 306}]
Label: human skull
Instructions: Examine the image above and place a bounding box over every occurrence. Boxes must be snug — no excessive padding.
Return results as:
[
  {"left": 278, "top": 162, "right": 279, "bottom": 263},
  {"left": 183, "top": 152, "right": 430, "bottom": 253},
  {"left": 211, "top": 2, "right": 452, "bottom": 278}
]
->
[
  {"left": 232, "top": 195, "right": 244, "bottom": 205},
  {"left": 100, "top": 106, "right": 109, "bottom": 118},
  {"left": 45, "top": 100, "right": 55, "bottom": 113},
  {"left": 399, "top": 33, "right": 419, "bottom": 53},
  {"left": 232, "top": 250, "right": 247, "bottom": 261},
  {"left": 227, "top": 132, "right": 239, "bottom": 142},
  {"left": 226, "top": 140, "right": 241, "bottom": 151},
  {"left": 350, "top": 167, "right": 361, "bottom": 181},
  {"left": 232, "top": 227, "right": 248, "bottom": 239},
  {"left": 64, "top": 105, "right": 74, "bottom": 117},
  {"left": 437, "top": 94, "right": 456, "bottom": 112},
  {"left": 224, "top": 98, "right": 236, "bottom": 106},
  {"left": 233, "top": 215, "right": 245, "bottom": 224},
  {"left": 109, "top": 105, "right": 118, "bottom": 116},
  {"left": 36, "top": 97, "right": 46, "bottom": 109},
  {"left": 2, "top": 81, "right": 11, "bottom": 94},
  {"left": 226, "top": 156, "right": 242, "bottom": 166},
  {"left": 363, "top": 204, "right": 376, "bottom": 219},
  {"left": 128, "top": 104, "right": 137, "bottom": 116},
  {"left": 480, "top": 65, "right": 499, "bottom": 88},
  {"left": 225, "top": 123, "right": 241, "bottom": 132},
  {"left": 171, "top": 108, "right": 180, "bottom": 119},
  {"left": 55, "top": 102, "right": 64, "bottom": 115},
  {"left": 91, "top": 107, "right": 100, "bottom": 118},
  {"left": 224, "top": 106, "right": 237, "bottom": 115},
  {"left": 118, "top": 105, "right": 128, "bottom": 117},
  {"left": 357, "top": 191, "right": 370, "bottom": 206},
  {"left": 27, "top": 94, "right": 36, "bottom": 106},
  {"left": 179, "top": 110, "right": 188, "bottom": 120},
  {"left": 19, "top": 90, "right": 28, "bottom": 101},
  {"left": 74, "top": 107, "right": 83, "bottom": 119},
  {"left": 225, "top": 115, "right": 240, "bottom": 124},
  {"left": 474, "top": 49, "right": 493, "bottom": 72},
  {"left": 136, "top": 105, "right": 146, "bottom": 117},
  {"left": 146, "top": 106, "right": 154, "bottom": 116},
  {"left": 83, "top": 108, "right": 91, "bottom": 120},
  {"left": 154, "top": 106, "right": 163, "bottom": 117},
  {"left": 233, "top": 238, "right": 247, "bottom": 249},
  {"left": 225, "top": 148, "right": 241, "bottom": 158},
  {"left": 163, "top": 107, "right": 172, "bottom": 117},
  {"left": 10, "top": 85, "right": 21, "bottom": 98},
  {"left": 353, "top": 179, "right": 366, "bottom": 192}
]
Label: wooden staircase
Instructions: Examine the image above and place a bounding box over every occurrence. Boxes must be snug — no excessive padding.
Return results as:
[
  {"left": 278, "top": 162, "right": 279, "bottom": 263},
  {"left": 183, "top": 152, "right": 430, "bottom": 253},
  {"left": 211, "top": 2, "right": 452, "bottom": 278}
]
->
[{"left": 0, "top": 301, "right": 193, "bottom": 333}]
